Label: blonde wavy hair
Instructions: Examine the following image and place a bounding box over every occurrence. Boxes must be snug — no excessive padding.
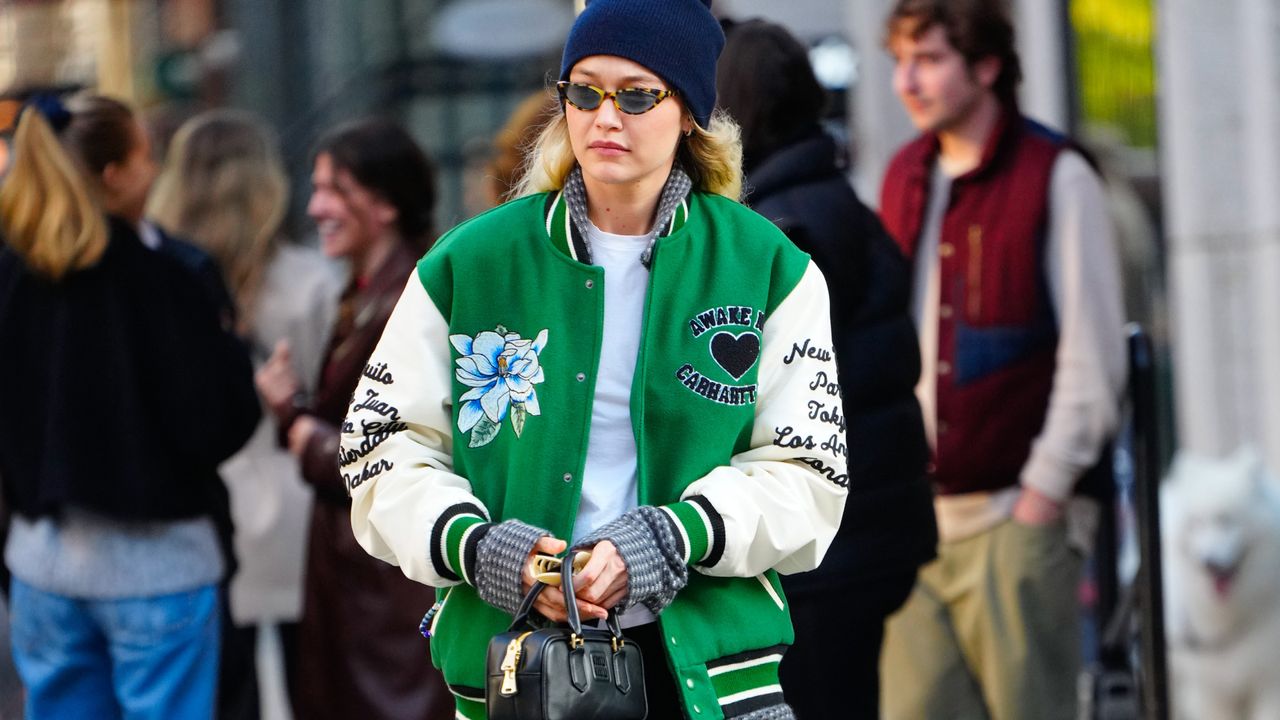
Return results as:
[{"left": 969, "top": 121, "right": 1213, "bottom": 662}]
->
[
  {"left": 511, "top": 106, "right": 743, "bottom": 203},
  {"left": 148, "top": 110, "right": 288, "bottom": 332},
  {"left": 0, "top": 108, "right": 106, "bottom": 280}
]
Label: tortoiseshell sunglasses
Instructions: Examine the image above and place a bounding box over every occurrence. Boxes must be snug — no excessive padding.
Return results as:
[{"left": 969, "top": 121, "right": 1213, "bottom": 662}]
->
[{"left": 556, "top": 81, "right": 677, "bottom": 115}]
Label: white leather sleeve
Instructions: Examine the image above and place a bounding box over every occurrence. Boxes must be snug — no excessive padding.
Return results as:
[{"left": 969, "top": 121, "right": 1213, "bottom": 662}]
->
[
  {"left": 344, "top": 276, "right": 490, "bottom": 588},
  {"left": 673, "top": 262, "right": 850, "bottom": 577}
]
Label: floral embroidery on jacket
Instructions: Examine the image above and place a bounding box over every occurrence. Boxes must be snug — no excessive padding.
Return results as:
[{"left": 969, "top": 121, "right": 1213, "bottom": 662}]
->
[{"left": 449, "top": 326, "right": 548, "bottom": 447}]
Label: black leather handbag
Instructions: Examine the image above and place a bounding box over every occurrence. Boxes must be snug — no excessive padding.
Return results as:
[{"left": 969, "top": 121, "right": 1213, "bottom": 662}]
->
[{"left": 485, "top": 557, "right": 647, "bottom": 719}]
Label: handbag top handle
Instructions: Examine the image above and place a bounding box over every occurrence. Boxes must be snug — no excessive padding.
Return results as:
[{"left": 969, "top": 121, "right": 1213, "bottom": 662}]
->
[{"left": 507, "top": 553, "right": 624, "bottom": 640}]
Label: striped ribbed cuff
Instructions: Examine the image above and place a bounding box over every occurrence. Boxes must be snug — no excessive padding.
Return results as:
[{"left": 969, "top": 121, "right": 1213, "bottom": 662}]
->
[
  {"left": 659, "top": 495, "right": 726, "bottom": 568},
  {"left": 430, "top": 503, "right": 491, "bottom": 584}
]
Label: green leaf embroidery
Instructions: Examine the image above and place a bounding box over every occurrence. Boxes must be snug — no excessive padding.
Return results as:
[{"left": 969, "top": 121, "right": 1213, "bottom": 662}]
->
[
  {"left": 469, "top": 415, "right": 500, "bottom": 447},
  {"left": 511, "top": 403, "right": 527, "bottom": 438}
]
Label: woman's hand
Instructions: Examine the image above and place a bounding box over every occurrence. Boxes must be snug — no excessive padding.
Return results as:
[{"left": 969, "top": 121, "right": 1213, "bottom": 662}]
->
[
  {"left": 573, "top": 541, "right": 628, "bottom": 611},
  {"left": 287, "top": 415, "right": 320, "bottom": 457},
  {"left": 255, "top": 339, "right": 301, "bottom": 420},
  {"left": 521, "top": 537, "right": 610, "bottom": 622}
]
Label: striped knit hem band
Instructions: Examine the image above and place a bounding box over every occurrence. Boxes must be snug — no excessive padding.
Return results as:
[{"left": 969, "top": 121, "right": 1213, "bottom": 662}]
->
[
  {"left": 449, "top": 685, "right": 485, "bottom": 719},
  {"left": 708, "top": 645, "right": 788, "bottom": 717}
]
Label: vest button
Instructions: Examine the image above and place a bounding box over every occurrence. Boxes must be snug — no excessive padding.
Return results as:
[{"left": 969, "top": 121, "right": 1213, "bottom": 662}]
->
[
  {"left": 938, "top": 360, "right": 952, "bottom": 375},
  {"left": 938, "top": 421, "right": 950, "bottom": 434},
  {"left": 585, "top": 279, "right": 595, "bottom": 289},
  {"left": 926, "top": 461, "right": 937, "bottom": 474},
  {"left": 939, "top": 242, "right": 955, "bottom": 258},
  {"left": 940, "top": 304, "right": 954, "bottom": 319},
  {"left": 563, "top": 473, "right": 573, "bottom": 483}
]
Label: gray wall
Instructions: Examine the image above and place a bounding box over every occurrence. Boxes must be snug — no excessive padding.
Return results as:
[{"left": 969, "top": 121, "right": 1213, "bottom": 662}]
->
[{"left": 1157, "top": 0, "right": 1280, "bottom": 465}]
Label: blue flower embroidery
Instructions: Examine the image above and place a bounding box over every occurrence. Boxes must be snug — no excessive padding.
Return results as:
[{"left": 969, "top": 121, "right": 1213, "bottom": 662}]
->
[{"left": 449, "top": 326, "right": 548, "bottom": 447}]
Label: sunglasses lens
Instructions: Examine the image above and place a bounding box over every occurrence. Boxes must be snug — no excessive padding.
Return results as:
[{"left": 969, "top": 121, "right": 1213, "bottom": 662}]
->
[
  {"left": 615, "top": 90, "right": 659, "bottom": 114},
  {"left": 564, "top": 84, "right": 603, "bottom": 110}
]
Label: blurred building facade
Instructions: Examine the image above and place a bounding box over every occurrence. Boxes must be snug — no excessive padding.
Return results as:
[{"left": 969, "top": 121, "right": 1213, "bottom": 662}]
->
[{"left": 1154, "top": 0, "right": 1280, "bottom": 469}]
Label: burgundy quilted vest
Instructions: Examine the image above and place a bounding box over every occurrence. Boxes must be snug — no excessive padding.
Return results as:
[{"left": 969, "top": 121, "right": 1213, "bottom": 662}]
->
[{"left": 880, "top": 110, "right": 1069, "bottom": 496}]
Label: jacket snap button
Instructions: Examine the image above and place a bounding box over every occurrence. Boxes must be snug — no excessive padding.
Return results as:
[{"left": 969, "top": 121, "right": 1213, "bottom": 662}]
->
[
  {"left": 585, "top": 279, "right": 594, "bottom": 289},
  {"left": 563, "top": 473, "right": 573, "bottom": 483},
  {"left": 576, "top": 372, "right": 586, "bottom": 382},
  {"left": 670, "top": 636, "right": 678, "bottom": 645},
  {"left": 686, "top": 678, "right": 695, "bottom": 689},
  {"left": 693, "top": 705, "right": 702, "bottom": 714}
]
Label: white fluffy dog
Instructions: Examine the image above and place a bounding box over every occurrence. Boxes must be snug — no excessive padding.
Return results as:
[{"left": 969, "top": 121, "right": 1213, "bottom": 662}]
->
[{"left": 1162, "top": 447, "right": 1280, "bottom": 719}]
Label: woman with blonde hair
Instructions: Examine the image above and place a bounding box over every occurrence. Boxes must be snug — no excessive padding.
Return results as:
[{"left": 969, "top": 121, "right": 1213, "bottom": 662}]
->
[
  {"left": 150, "top": 110, "right": 336, "bottom": 336},
  {"left": 149, "top": 109, "right": 342, "bottom": 714},
  {"left": 341, "top": 1, "right": 849, "bottom": 717},
  {"left": 0, "top": 95, "right": 258, "bottom": 719}
]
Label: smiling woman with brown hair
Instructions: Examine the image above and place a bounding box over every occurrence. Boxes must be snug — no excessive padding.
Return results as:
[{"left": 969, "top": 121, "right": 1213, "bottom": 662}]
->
[
  {"left": 340, "top": 2, "right": 850, "bottom": 718},
  {"left": 252, "top": 117, "right": 453, "bottom": 720}
]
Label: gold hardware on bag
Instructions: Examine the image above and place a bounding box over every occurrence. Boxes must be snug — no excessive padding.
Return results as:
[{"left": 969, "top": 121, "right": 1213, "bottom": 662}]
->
[
  {"left": 571, "top": 633, "right": 585, "bottom": 649},
  {"left": 612, "top": 636, "right": 624, "bottom": 652},
  {"left": 500, "top": 632, "right": 534, "bottom": 696},
  {"left": 531, "top": 551, "right": 593, "bottom": 586}
]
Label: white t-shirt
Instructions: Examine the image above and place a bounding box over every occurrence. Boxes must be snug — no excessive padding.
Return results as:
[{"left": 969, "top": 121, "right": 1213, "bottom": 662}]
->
[{"left": 574, "top": 221, "right": 656, "bottom": 627}]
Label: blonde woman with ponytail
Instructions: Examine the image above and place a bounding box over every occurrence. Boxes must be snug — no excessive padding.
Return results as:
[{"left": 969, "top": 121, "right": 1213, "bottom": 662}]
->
[
  {"left": 0, "top": 96, "right": 259, "bottom": 720},
  {"left": 341, "top": 2, "right": 847, "bottom": 718},
  {"left": 0, "top": 98, "right": 106, "bottom": 278}
]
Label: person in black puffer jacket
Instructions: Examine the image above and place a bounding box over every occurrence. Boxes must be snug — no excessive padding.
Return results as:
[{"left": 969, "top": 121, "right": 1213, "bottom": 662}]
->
[{"left": 718, "top": 18, "right": 939, "bottom": 720}]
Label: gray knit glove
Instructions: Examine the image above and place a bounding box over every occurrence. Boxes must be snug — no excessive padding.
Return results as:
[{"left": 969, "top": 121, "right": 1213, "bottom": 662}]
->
[
  {"left": 574, "top": 506, "right": 689, "bottom": 615},
  {"left": 474, "top": 519, "right": 548, "bottom": 616}
]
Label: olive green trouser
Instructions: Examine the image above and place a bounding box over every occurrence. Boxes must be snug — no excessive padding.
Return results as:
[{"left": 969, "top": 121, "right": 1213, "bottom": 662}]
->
[{"left": 880, "top": 519, "right": 1082, "bottom": 720}]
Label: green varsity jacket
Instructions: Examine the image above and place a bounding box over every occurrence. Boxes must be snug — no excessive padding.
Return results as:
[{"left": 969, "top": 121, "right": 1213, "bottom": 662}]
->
[{"left": 344, "top": 190, "right": 849, "bottom": 719}]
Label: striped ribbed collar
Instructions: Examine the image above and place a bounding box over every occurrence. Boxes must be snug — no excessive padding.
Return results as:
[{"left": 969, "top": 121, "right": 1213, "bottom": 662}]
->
[{"left": 544, "top": 166, "right": 691, "bottom": 268}]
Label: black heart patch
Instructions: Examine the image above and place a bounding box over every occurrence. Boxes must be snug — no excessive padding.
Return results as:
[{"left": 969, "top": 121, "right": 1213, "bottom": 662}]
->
[{"left": 710, "top": 331, "right": 760, "bottom": 380}]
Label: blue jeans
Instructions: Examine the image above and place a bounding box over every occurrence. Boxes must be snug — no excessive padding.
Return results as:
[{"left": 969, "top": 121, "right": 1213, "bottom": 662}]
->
[{"left": 8, "top": 578, "right": 221, "bottom": 720}]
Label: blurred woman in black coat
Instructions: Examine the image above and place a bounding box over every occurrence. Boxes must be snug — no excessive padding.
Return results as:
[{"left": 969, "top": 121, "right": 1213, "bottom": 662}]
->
[
  {"left": 0, "top": 94, "right": 258, "bottom": 720},
  {"left": 718, "top": 19, "right": 938, "bottom": 719}
]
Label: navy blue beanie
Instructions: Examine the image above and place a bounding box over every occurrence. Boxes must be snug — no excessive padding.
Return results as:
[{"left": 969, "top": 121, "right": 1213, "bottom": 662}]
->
[{"left": 560, "top": 0, "right": 724, "bottom": 129}]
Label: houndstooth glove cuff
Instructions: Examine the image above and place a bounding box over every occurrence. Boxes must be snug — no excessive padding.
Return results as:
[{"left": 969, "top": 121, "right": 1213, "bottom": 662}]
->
[
  {"left": 574, "top": 506, "right": 689, "bottom": 615},
  {"left": 474, "top": 519, "right": 547, "bottom": 615}
]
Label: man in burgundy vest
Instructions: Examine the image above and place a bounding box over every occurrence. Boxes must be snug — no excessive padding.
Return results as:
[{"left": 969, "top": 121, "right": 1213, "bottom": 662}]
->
[{"left": 876, "top": 1, "right": 1126, "bottom": 718}]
